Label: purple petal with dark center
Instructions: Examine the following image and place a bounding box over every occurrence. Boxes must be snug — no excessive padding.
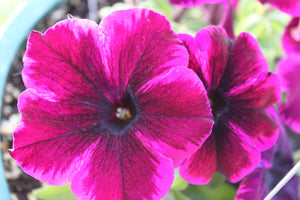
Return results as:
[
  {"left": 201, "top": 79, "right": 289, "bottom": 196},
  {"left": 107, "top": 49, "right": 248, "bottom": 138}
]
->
[{"left": 178, "top": 28, "right": 279, "bottom": 184}]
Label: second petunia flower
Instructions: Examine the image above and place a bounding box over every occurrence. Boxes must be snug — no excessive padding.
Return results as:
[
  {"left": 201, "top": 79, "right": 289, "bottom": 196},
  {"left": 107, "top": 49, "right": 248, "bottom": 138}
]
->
[
  {"left": 178, "top": 26, "right": 281, "bottom": 184},
  {"left": 8, "top": 9, "right": 214, "bottom": 200}
]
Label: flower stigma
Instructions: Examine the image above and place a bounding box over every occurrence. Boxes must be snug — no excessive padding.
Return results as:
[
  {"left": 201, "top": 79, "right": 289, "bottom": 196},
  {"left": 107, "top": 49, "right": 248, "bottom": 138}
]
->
[{"left": 116, "top": 107, "right": 132, "bottom": 120}]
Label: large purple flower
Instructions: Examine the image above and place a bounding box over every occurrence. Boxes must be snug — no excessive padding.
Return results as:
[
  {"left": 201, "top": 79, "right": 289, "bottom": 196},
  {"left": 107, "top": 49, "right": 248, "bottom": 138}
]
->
[
  {"left": 8, "top": 9, "right": 214, "bottom": 200},
  {"left": 235, "top": 108, "right": 298, "bottom": 200},
  {"left": 282, "top": 18, "right": 300, "bottom": 55},
  {"left": 258, "top": 0, "right": 300, "bottom": 17},
  {"left": 277, "top": 55, "right": 300, "bottom": 133},
  {"left": 177, "top": 26, "right": 281, "bottom": 184}
]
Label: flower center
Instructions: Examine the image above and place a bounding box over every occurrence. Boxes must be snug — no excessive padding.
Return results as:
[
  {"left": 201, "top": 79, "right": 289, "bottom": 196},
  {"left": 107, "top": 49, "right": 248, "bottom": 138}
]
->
[
  {"left": 116, "top": 107, "right": 132, "bottom": 120},
  {"left": 209, "top": 87, "right": 229, "bottom": 124},
  {"left": 100, "top": 90, "right": 140, "bottom": 136}
]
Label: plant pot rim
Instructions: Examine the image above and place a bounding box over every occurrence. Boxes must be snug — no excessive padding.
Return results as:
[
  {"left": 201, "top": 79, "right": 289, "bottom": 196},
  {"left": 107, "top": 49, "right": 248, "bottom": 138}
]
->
[{"left": 0, "top": 0, "right": 67, "bottom": 199}]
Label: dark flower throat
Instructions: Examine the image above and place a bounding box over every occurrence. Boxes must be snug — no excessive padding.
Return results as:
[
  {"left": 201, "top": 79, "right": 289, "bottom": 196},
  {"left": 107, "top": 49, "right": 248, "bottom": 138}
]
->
[
  {"left": 209, "top": 87, "right": 230, "bottom": 125},
  {"left": 102, "top": 90, "right": 139, "bottom": 136}
]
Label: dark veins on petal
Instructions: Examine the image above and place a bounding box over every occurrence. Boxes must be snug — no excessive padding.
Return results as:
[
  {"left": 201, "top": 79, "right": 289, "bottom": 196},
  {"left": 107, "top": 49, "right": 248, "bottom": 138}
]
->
[{"left": 100, "top": 89, "right": 140, "bottom": 136}]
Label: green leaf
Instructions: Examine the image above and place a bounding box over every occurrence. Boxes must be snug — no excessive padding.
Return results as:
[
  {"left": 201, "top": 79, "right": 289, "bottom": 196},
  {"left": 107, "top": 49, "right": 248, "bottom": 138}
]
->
[
  {"left": 171, "top": 168, "right": 189, "bottom": 191},
  {"left": 172, "top": 176, "right": 189, "bottom": 191},
  {"left": 139, "top": 0, "right": 172, "bottom": 20},
  {"left": 172, "top": 189, "right": 192, "bottom": 200},
  {"left": 33, "top": 184, "right": 77, "bottom": 200},
  {"left": 180, "top": 174, "right": 237, "bottom": 200},
  {"left": 182, "top": 183, "right": 237, "bottom": 200},
  {"left": 206, "top": 172, "right": 226, "bottom": 188}
]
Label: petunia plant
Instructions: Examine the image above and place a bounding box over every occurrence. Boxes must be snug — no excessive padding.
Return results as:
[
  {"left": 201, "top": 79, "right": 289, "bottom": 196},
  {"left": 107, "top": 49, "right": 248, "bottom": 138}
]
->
[
  {"left": 7, "top": 0, "right": 300, "bottom": 199},
  {"left": 178, "top": 26, "right": 280, "bottom": 184}
]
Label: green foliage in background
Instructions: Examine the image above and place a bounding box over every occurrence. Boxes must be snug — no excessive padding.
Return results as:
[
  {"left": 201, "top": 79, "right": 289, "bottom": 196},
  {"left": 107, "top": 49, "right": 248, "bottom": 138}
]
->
[
  {"left": 33, "top": 184, "right": 77, "bottom": 200},
  {"left": 235, "top": 0, "right": 291, "bottom": 71}
]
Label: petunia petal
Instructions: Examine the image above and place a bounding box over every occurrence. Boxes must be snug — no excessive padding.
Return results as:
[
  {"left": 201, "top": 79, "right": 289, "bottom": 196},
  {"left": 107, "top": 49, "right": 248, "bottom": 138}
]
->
[
  {"left": 220, "top": 32, "right": 269, "bottom": 93},
  {"left": 226, "top": 71, "right": 281, "bottom": 109},
  {"left": 216, "top": 120, "right": 261, "bottom": 183},
  {"left": 179, "top": 34, "right": 207, "bottom": 89},
  {"left": 9, "top": 93, "right": 102, "bottom": 185},
  {"left": 276, "top": 56, "right": 300, "bottom": 98},
  {"left": 277, "top": 56, "right": 300, "bottom": 133},
  {"left": 235, "top": 168, "right": 269, "bottom": 200},
  {"left": 279, "top": 94, "right": 300, "bottom": 133},
  {"left": 9, "top": 133, "right": 99, "bottom": 186},
  {"left": 179, "top": 136, "right": 217, "bottom": 184},
  {"left": 71, "top": 133, "right": 174, "bottom": 200},
  {"left": 22, "top": 19, "right": 114, "bottom": 103},
  {"left": 134, "top": 67, "right": 213, "bottom": 160},
  {"left": 99, "top": 8, "right": 189, "bottom": 93},
  {"left": 193, "top": 26, "right": 231, "bottom": 94},
  {"left": 228, "top": 107, "right": 279, "bottom": 152},
  {"left": 259, "top": 107, "right": 278, "bottom": 168},
  {"left": 282, "top": 18, "right": 300, "bottom": 55},
  {"left": 11, "top": 89, "right": 110, "bottom": 149},
  {"left": 259, "top": 0, "right": 300, "bottom": 17}
]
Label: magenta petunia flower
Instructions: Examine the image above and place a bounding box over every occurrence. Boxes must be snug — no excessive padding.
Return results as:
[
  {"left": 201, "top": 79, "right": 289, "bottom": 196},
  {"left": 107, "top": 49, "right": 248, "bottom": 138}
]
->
[
  {"left": 8, "top": 9, "right": 214, "bottom": 200},
  {"left": 177, "top": 26, "right": 281, "bottom": 184},
  {"left": 258, "top": 0, "right": 300, "bottom": 17},
  {"left": 282, "top": 17, "right": 300, "bottom": 55},
  {"left": 277, "top": 55, "right": 300, "bottom": 133},
  {"left": 235, "top": 108, "right": 298, "bottom": 200}
]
